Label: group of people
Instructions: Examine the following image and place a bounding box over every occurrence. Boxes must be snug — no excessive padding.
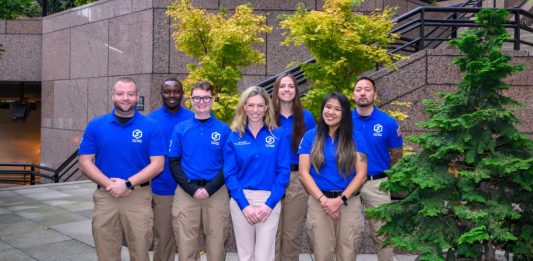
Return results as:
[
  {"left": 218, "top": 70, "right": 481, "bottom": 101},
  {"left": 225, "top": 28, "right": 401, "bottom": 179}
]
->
[{"left": 78, "top": 73, "right": 403, "bottom": 261}]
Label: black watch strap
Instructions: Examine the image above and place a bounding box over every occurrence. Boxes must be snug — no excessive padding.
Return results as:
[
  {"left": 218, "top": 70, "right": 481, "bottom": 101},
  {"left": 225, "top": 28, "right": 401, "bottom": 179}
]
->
[
  {"left": 340, "top": 194, "right": 348, "bottom": 206},
  {"left": 125, "top": 180, "right": 134, "bottom": 190}
]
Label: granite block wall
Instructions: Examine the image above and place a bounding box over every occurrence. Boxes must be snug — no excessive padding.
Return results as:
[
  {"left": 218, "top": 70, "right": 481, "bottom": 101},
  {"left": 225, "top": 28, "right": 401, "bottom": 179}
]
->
[
  {"left": 0, "top": 18, "right": 41, "bottom": 82},
  {"left": 369, "top": 49, "right": 533, "bottom": 136}
]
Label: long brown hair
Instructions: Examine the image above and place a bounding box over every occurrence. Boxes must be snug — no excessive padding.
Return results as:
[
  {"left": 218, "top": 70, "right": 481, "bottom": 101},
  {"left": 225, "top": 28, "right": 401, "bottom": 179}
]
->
[
  {"left": 272, "top": 73, "right": 305, "bottom": 152},
  {"left": 311, "top": 92, "right": 356, "bottom": 178}
]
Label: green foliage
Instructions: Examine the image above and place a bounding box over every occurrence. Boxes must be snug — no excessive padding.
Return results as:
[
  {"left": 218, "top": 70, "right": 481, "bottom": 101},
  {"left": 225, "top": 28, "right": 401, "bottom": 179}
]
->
[
  {"left": 367, "top": 9, "right": 533, "bottom": 260},
  {"left": 47, "top": 0, "right": 75, "bottom": 14},
  {"left": 74, "top": 0, "right": 95, "bottom": 7},
  {"left": 0, "top": 0, "right": 40, "bottom": 20},
  {"left": 280, "top": 0, "right": 405, "bottom": 117},
  {"left": 167, "top": 0, "right": 271, "bottom": 123}
]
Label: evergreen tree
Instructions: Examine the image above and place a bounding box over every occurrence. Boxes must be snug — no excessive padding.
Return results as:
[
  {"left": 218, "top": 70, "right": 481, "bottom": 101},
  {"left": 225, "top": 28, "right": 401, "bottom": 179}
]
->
[{"left": 367, "top": 9, "right": 533, "bottom": 261}]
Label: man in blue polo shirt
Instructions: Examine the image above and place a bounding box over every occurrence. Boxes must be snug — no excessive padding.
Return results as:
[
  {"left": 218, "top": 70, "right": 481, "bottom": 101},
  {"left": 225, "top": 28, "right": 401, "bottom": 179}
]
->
[
  {"left": 79, "top": 77, "right": 166, "bottom": 261},
  {"left": 168, "top": 81, "right": 231, "bottom": 261},
  {"left": 148, "top": 78, "right": 193, "bottom": 261},
  {"left": 352, "top": 77, "right": 403, "bottom": 261}
]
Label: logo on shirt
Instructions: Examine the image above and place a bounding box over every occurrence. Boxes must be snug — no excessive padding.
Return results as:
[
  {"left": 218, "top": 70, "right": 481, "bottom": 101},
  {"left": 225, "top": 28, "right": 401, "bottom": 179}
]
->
[
  {"left": 265, "top": 135, "right": 275, "bottom": 148},
  {"left": 211, "top": 132, "right": 221, "bottom": 145},
  {"left": 132, "top": 129, "right": 143, "bottom": 143},
  {"left": 373, "top": 124, "right": 383, "bottom": 137}
]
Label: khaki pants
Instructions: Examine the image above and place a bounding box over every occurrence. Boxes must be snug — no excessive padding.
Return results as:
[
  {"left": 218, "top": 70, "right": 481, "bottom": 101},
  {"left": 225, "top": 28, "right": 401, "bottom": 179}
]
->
[
  {"left": 152, "top": 194, "right": 176, "bottom": 261},
  {"left": 275, "top": 171, "right": 308, "bottom": 261},
  {"left": 230, "top": 190, "right": 281, "bottom": 261},
  {"left": 172, "top": 186, "right": 230, "bottom": 261},
  {"left": 306, "top": 194, "right": 363, "bottom": 261},
  {"left": 92, "top": 186, "right": 153, "bottom": 261},
  {"left": 361, "top": 178, "right": 394, "bottom": 261}
]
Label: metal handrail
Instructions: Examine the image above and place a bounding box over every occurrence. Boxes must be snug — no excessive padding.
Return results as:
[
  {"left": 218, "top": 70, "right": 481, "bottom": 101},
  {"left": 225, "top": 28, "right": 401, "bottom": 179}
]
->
[
  {"left": 0, "top": 149, "right": 80, "bottom": 186},
  {"left": 255, "top": 4, "right": 533, "bottom": 93}
]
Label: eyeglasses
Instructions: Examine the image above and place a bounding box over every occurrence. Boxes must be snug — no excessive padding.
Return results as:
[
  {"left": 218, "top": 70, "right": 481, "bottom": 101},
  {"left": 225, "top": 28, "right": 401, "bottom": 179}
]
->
[
  {"left": 191, "top": 96, "right": 213, "bottom": 103},
  {"left": 161, "top": 90, "right": 183, "bottom": 96}
]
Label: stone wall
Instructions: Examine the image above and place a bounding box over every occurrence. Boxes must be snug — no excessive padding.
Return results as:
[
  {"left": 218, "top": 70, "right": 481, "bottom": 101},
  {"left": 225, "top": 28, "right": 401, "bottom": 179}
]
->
[
  {"left": 366, "top": 49, "right": 533, "bottom": 142},
  {"left": 0, "top": 18, "right": 42, "bottom": 82}
]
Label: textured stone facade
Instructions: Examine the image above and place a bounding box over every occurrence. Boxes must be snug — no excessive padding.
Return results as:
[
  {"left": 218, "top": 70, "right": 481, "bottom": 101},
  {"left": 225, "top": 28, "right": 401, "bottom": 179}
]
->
[{"left": 0, "top": 18, "right": 42, "bottom": 82}]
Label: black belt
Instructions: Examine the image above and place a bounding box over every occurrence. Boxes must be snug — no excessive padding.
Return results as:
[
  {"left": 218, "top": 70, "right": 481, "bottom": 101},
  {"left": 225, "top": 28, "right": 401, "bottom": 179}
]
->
[
  {"left": 290, "top": 164, "right": 299, "bottom": 171},
  {"left": 189, "top": 179, "right": 209, "bottom": 187},
  {"left": 368, "top": 173, "right": 387, "bottom": 181},
  {"left": 97, "top": 181, "right": 149, "bottom": 189},
  {"left": 321, "top": 190, "right": 360, "bottom": 199}
]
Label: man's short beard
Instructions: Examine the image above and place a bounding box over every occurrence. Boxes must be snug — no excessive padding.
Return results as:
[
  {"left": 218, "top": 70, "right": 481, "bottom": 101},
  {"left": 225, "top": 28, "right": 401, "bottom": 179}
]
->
[
  {"left": 114, "top": 103, "right": 135, "bottom": 113},
  {"left": 356, "top": 102, "right": 373, "bottom": 108}
]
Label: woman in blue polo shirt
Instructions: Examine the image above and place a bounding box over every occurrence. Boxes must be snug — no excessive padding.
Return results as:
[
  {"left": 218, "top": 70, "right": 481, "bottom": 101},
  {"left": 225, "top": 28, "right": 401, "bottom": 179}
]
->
[
  {"left": 298, "top": 92, "right": 368, "bottom": 261},
  {"left": 271, "top": 73, "right": 315, "bottom": 260},
  {"left": 224, "top": 86, "right": 290, "bottom": 261}
]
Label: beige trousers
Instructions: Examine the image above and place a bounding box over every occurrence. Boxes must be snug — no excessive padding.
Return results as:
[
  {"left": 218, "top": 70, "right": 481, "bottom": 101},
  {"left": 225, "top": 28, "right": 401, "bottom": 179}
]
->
[
  {"left": 172, "top": 185, "right": 229, "bottom": 261},
  {"left": 92, "top": 186, "right": 153, "bottom": 261},
  {"left": 361, "top": 178, "right": 394, "bottom": 261},
  {"left": 152, "top": 194, "right": 177, "bottom": 261},
  {"left": 230, "top": 189, "right": 282, "bottom": 261},
  {"left": 306, "top": 194, "right": 364, "bottom": 261},
  {"left": 275, "top": 171, "right": 308, "bottom": 261}
]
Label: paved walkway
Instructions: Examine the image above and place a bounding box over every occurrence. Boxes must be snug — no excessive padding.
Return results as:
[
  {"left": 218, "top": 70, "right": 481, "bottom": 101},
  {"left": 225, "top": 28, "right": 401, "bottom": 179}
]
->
[{"left": 0, "top": 181, "right": 419, "bottom": 261}]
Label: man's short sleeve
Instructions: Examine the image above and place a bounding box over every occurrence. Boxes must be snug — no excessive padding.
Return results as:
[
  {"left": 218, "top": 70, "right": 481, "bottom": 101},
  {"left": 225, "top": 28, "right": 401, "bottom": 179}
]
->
[
  {"left": 149, "top": 122, "right": 167, "bottom": 156},
  {"left": 388, "top": 119, "right": 403, "bottom": 149},
  {"left": 168, "top": 125, "right": 182, "bottom": 158},
  {"left": 79, "top": 121, "right": 97, "bottom": 155},
  {"left": 353, "top": 131, "right": 369, "bottom": 155}
]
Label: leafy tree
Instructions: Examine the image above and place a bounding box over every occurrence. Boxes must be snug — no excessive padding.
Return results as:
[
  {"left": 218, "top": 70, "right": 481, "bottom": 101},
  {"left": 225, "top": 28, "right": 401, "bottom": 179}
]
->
[
  {"left": 167, "top": 0, "right": 271, "bottom": 123},
  {"left": 0, "top": 0, "right": 40, "bottom": 20},
  {"left": 280, "top": 0, "right": 404, "bottom": 116},
  {"left": 367, "top": 9, "right": 533, "bottom": 261}
]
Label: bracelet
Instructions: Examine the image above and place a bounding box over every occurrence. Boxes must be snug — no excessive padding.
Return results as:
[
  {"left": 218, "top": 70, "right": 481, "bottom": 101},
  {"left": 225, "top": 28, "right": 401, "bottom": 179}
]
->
[{"left": 318, "top": 194, "right": 325, "bottom": 201}]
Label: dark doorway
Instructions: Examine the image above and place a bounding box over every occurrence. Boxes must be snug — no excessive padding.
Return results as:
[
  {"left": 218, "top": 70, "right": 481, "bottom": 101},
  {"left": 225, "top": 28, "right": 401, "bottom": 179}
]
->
[{"left": 0, "top": 81, "right": 41, "bottom": 164}]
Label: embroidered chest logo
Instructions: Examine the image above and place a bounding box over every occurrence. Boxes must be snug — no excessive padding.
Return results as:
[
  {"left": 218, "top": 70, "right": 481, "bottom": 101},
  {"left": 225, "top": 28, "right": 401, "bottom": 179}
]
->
[
  {"left": 211, "top": 132, "right": 221, "bottom": 145},
  {"left": 132, "top": 129, "right": 143, "bottom": 143},
  {"left": 373, "top": 124, "right": 383, "bottom": 137},
  {"left": 265, "top": 136, "right": 275, "bottom": 148}
]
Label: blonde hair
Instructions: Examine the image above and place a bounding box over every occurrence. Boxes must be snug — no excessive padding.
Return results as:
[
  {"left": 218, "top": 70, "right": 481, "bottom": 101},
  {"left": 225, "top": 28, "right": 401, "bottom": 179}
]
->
[{"left": 231, "top": 86, "right": 277, "bottom": 137}]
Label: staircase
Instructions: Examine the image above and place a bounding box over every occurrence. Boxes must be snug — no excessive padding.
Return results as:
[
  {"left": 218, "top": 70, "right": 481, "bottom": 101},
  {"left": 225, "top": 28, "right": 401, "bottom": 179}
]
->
[
  {"left": 0, "top": 150, "right": 82, "bottom": 186},
  {"left": 257, "top": 0, "right": 533, "bottom": 92}
]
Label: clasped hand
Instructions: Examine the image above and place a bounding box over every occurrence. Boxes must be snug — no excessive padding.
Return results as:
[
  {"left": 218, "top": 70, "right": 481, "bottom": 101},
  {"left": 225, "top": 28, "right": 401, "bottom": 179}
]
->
[
  {"left": 320, "top": 197, "right": 342, "bottom": 220},
  {"left": 193, "top": 188, "right": 209, "bottom": 199},
  {"left": 242, "top": 204, "right": 272, "bottom": 225},
  {"left": 106, "top": 178, "right": 132, "bottom": 198}
]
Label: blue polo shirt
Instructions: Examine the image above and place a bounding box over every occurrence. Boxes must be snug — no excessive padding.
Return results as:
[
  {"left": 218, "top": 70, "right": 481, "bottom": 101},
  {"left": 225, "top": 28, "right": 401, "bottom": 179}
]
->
[
  {"left": 79, "top": 110, "right": 167, "bottom": 180},
  {"left": 148, "top": 106, "right": 193, "bottom": 195},
  {"left": 298, "top": 129, "right": 367, "bottom": 191},
  {"left": 352, "top": 106, "right": 403, "bottom": 176},
  {"left": 168, "top": 116, "right": 230, "bottom": 180},
  {"left": 279, "top": 109, "right": 316, "bottom": 164},
  {"left": 224, "top": 126, "right": 290, "bottom": 210}
]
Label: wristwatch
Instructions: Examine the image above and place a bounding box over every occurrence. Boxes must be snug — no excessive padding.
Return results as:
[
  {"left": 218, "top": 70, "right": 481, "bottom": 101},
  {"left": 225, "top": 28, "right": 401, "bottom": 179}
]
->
[
  {"left": 125, "top": 180, "right": 134, "bottom": 190},
  {"left": 340, "top": 194, "right": 348, "bottom": 206}
]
